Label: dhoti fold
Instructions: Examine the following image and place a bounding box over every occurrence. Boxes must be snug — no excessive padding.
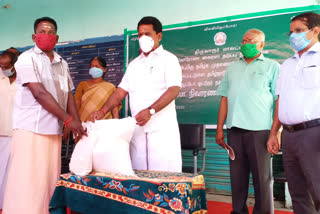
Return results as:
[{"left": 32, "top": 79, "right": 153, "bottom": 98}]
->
[
  {"left": 0, "top": 136, "right": 11, "bottom": 209},
  {"left": 2, "top": 129, "right": 61, "bottom": 214}
]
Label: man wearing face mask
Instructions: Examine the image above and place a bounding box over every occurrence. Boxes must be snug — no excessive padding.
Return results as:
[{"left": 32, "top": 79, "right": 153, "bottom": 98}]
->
[
  {"left": 267, "top": 12, "right": 320, "bottom": 214},
  {"left": 2, "top": 17, "right": 86, "bottom": 214},
  {"left": 91, "top": 16, "right": 182, "bottom": 172},
  {"left": 215, "top": 29, "right": 280, "bottom": 214},
  {"left": 0, "top": 50, "right": 18, "bottom": 212}
]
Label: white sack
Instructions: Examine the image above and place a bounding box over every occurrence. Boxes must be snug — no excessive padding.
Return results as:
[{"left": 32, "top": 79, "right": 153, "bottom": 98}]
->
[{"left": 92, "top": 117, "right": 136, "bottom": 176}]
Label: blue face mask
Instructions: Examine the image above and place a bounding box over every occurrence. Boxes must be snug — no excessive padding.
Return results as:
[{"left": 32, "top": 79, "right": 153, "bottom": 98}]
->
[
  {"left": 89, "top": 67, "right": 103, "bottom": 79},
  {"left": 289, "top": 30, "right": 312, "bottom": 51}
]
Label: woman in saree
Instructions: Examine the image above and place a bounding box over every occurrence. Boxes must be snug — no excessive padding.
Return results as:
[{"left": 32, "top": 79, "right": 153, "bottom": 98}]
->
[
  {"left": 74, "top": 56, "right": 120, "bottom": 121},
  {"left": 63, "top": 56, "right": 120, "bottom": 143}
]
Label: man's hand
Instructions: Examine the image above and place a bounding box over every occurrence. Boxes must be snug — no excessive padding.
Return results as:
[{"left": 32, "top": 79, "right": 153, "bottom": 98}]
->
[
  {"left": 215, "top": 128, "right": 226, "bottom": 149},
  {"left": 67, "top": 119, "right": 87, "bottom": 141},
  {"left": 135, "top": 108, "right": 151, "bottom": 126},
  {"left": 62, "top": 127, "right": 70, "bottom": 144},
  {"left": 90, "top": 110, "right": 104, "bottom": 122},
  {"left": 267, "top": 134, "right": 279, "bottom": 154}
]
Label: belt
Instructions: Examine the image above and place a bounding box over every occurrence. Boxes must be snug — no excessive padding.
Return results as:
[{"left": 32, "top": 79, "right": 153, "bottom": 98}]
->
[{"left": 282, "top": 118, "right": 320, "bottom": 132}]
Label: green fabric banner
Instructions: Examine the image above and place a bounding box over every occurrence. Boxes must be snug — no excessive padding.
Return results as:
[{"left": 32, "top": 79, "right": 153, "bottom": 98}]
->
[{"left": 125, "top": 5, "right": 320, "bottom": 124}]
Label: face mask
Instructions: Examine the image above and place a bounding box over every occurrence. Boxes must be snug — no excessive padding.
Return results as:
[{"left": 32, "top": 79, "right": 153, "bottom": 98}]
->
[
  {"left": 89, "top": 67, "right": 103, "bottom": 79},
  {"left": 240, "top": 43, "right": 260, "bottom": 59},
  {"left": 289, "top": 30, "right": 312, "bottom": 51},
  {"left": 0, "top": 67, "right": 14, "bottom": 77},
  {"left": 139, "top": 35, "right": 154, "bottom": 53},
  {"left": 35, "top": 34, "right": 57, "bottom": 51}
]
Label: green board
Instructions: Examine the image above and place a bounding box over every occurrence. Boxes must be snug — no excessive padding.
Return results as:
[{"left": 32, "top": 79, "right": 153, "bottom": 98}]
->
[{"left": 125, "top": 5, "right": 320, "bottom": 124}]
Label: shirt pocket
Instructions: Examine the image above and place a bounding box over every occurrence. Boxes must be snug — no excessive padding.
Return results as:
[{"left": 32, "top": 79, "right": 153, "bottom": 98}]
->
[
  {"left": 246, "top": 71, "right": 267, "bottom": 90},
  {"left": 301, "top": 66, "right": 320, "bottom": 88},
  {"left": 150, "top": 64, "right": 166, "bottom": 89}
]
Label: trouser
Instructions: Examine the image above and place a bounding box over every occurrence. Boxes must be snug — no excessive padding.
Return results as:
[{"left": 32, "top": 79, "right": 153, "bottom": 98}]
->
[
  {"left": 0, "top": 136, "right": 11, "bottom": 209},
  {"left": 227, "top": 128, "right": 271, "bottom": 214},
  {"left": 282, "top": 126, "right": 320, "bottom": 214},
  {"left": 130, "top": 123, "right": 182, "bottom": 172}
]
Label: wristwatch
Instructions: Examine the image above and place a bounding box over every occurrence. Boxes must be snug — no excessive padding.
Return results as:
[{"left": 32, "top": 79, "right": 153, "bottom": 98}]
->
[{"left": 148, "top": 107, "right": 156, "bottom": 115}]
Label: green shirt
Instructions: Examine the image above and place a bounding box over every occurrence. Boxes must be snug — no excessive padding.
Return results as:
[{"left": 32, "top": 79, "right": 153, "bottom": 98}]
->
[{"left": 216, "top": 54, "right": 280, "bottom": 130}]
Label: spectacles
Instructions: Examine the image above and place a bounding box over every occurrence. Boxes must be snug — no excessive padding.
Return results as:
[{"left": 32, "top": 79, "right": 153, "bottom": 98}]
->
[
  {"left": 240, "top": 39, "right": 261, "bottom": 45},
  {"left": 287, "top": 28, "right": 311, "bottom": 36}
]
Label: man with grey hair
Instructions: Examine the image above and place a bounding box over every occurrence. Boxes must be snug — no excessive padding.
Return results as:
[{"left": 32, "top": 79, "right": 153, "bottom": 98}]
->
[{"left": 215, "top": 29, "right": 280, "bottom": 214}]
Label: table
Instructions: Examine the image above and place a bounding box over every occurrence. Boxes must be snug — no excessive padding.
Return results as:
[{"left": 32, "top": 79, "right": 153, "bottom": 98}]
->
[{"left": 49, "top": 170, "right": 207, "bottom": 214}]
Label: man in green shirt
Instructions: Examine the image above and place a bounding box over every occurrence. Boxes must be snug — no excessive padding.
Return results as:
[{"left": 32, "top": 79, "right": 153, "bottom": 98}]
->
[{"left": 215, "top": 29, "right": 280, "bottom": 214}]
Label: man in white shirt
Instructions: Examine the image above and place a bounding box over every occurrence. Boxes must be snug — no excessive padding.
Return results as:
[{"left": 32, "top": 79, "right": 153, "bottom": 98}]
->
[
  {"left": 91, "top": 16, "right": 182, "bottom": 172},
  {"left": 3, "top": 17, "right": 86, "bottom": 214},
  {"left": 268, "top": 12, "right": 320, "bottom": 214},
  {"left": 0, "top": 50, "right": 18, "bottom": 211}
]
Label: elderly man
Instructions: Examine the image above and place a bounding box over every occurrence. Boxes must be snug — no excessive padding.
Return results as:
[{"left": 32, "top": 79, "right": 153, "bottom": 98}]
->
[
  {"left": 91, "top": 16, "right": 182, "bottom": 172},
  {"left": 3, "top": 17, "right": 86, "bottom": 214},
  {"left": 215, "top": 29, "right": 280, "bottom": 214},
  {"left": 0, "top": 50, "right": 18, "bottom": 211},
  {"left": 268, "top": 12, "right": 320, "bottom": 214}
]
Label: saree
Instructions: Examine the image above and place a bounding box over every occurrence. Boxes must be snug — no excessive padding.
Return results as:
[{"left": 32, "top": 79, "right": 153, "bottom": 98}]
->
[{"left": 75, "top": 81, "right": 117, "bottom": 122}]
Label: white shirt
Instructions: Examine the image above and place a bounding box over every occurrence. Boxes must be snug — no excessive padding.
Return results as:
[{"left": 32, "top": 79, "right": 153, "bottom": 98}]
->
[
  {"left": 13, "top": 46, "right": 74, "bottom": 135},
  {"left": 276, "top": 42, "right": 320, "bottom": 125},
  {"left": 0, "top": 73, "right": 16, "bottom": 136},
  {"left": 119, "top": 45, "right": 182, "bottom": 132}
]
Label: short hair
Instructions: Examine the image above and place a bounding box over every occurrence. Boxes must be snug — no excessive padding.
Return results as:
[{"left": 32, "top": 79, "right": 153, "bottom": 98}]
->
[
  {"left": 246, "top": 29, "right": 265, "bottom": 42},
  {"left": 0, "top": 50, "right": 18, "bottom": 66},
  {"left": 291, "top": 12, "right": 320, "bottom": 40},
  {"left": 137, "top": 16, "right": 162, "bottom": 34},
  {"left": 90, "top": 56, "right": 107, "bottom": 68},
  {"left": 34, "top": 17, "right": 57, "bottom": 33},
  {"left": 6, "top": 47, "right": 20, "bottom": 56}
]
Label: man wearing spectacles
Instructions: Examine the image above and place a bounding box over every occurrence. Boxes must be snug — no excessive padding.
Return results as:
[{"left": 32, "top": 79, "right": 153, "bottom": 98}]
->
[
  {"left": 216, "top": 29, "right": 280, "bottom": 214},
  {"left": 267, "top": 12, "right": 320, "bottom": 214}
]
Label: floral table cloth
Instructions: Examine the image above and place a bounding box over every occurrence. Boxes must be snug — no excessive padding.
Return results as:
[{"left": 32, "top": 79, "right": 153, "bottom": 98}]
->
[{"left": 49, "top": 170, "right": 207, "bottom": 214}]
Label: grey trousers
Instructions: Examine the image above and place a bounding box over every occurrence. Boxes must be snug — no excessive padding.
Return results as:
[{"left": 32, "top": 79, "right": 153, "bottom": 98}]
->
[
  {"left": 227, "top": 127, "right": 271, "bottom": 214},
  {"left": 282, "top": 126, "right": 320, "bottom": 214}
]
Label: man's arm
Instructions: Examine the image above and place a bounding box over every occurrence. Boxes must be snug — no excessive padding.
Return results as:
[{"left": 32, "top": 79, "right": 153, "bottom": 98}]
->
[
  {"left": 215, "top": 96, "right": 228, "bottom": 148},
  {"left": 267, "top": 97, "right": 281, "bottom": 154},
  {"left": 26, "top": 82, "right": 86, "bottom": 137},
  {"left": 91, "top": 87, "right": 127, "bottom": 121},
  {"left": 135, "top": 86, "right": 180, "bottom": 126}
]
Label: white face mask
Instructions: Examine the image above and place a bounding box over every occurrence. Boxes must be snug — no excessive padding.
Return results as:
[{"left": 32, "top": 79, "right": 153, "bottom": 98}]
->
[
  {"left": 0, "top": 67, "right": 14, "bottom": 77},
  {"left": 139, "top": 35, "right": 154, "bottom": 53}
]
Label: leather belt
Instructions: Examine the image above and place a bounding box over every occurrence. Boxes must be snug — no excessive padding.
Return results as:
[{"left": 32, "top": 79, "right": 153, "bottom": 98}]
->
[{"left": 282, "top": 118, "right": 320, "bottom": 132}]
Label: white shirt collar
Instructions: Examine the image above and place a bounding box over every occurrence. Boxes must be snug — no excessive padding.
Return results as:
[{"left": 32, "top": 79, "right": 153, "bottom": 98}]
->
[
  {"left": 33, "top": 45, "right": 62, "bottom": 63},
  {"left": 292, "top": 42, "right": 320, "bottom": 59},
  {"left": 139, "top": 45, "right": 164, "bottom": 59}
]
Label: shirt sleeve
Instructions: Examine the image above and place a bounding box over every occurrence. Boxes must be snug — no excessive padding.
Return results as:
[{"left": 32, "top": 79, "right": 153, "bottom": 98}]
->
[
  {"left": 164, "top": 54, "right": 182, "bottom": 88},
  {"left": 216, "top": 68, "right": 229, "bottom": 97},
  {"left": 118, "top": 66, "right": 130, "bottom": 92},
  {"left": 275, "top": 63, "right": 284, "bottom": 96},
  {"left": 63, "top": 61, "right": 75, "bottom": 92},
  {"left": 15, "top": 52, "right": 40, "bottom": 85},
  {"left": 270, "top": 61, "right": 280, "bottom": 100}
]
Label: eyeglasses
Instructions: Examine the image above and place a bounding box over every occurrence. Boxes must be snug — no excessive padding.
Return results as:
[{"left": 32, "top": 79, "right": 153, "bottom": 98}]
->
[
  {"left": 287, "top": 28, "right": 312, "bottom": 36},
  {"left": 240, "top": 39, "right": 261, "bottom": 45}
]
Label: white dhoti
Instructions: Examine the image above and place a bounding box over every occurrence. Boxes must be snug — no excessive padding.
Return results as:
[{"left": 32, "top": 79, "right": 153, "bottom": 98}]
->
[
  {"left": 2, "top": 129, "right": 61, "bottom": 214},
  {"left": 0, "top": 136, "right": 11, "bottom": 209},
  {"left": 130, "top": 122, "right": 182, "bottom": 172}
]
